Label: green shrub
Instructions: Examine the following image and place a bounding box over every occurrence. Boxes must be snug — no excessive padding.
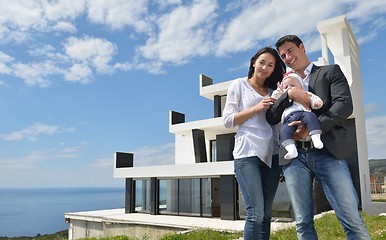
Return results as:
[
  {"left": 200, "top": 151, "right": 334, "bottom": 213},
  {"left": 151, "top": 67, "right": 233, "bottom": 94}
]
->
[{"left": 160, "top": 228, "right": 242, "bottom": 240}]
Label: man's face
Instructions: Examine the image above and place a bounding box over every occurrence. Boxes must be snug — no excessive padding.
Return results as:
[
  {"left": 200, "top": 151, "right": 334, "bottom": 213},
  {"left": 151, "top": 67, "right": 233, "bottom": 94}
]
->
[{"left": 278, "top": 41, "right": 308, "bottom": 71}]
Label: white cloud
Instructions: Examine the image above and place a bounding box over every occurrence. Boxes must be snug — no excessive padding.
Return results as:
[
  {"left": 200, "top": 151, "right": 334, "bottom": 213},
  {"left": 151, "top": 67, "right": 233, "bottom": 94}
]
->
[
  {"left": 131, "top": 143, "right": 175, "bottom": 167},
  {"left": 13, "top": 62, "right": 59, "bottom": 87},
  {"left": 64, "top": 63, "right": 93, "bottom": 83},
  {"left": 0, "top": 51, "right": 14, "bottom": 78},
  {"left": 27, "top": 44, "right": 69, "bottom": 63},
  {"left": 346, "top": 1, "right": 386, "bottom": 22},
  {"left": 215, "top": 0, "right": 338, "bottom": 56},
  {"left": 64, "top": 36, "right": 117, "bottom": 74},
  {"left": 2, "top": 35, "right": 122, "bottom": 86},
  {"left": 347, "top": 4, "right": 386, "bottom": 45},
  {"left": 154, "top": 0, "right": 182, "bottom": 8},
  {"left": 365, "top": 116, "right": 386, "bottom": 159},
  {"left": 62, "top": 145, "right": 85, "bottom": 154},
  {"left": 89, "top": 157, "right": 114, "bottom": 168},
  {"left": 0, "top": 1, "right": 46, "bottom": 30},
  {"left": 0, "top": 25, "right": 30, "bottom": 44},
  {"left": 52, "top": 21, "right": 77, "bottom": 33},
  {"left": 28, "top": 44, "right": 56, "bottom": 57},
  {"left": 0, "top": 51, "right": 15, "bottom": 62},
  {"left": 138, "top": 0, "right": 218, "bottom": 65},
  {"left": 2, "top": 36, "right": 125, "bottom": 86},
  {"left": 113, "top": 62, "right": 133, "bottom": 71},
  {"left": 85, "top": 143, "right": 174, "bottom": 172},
  {"left": 365, "top": 103, "right": 382, "bottom": 117},
  {"left": 12, "top": 61, "right": 61, "bottom": 87},
  {"left": 214, "top": 0, "right": 386, "bottom": 57},
  {"left": 0, "top": 123, "right": 73, "bottom": 141},
  {"left": 86, "top": 0, "right": 150, "bottom": 32},
  {"left": 1, "top": 0, "right": 386, "bottom": 79},
  {"left": 0, "top": 143, "right": 84, "bottom": 172},
  {"left": 0, "top": 62, "right": 12, "bottom": 75},
  {"left": 42, "top": 0, "right": 85, "bottom": 22},
  {"left": 0, "top": 0, "right": 82, "bottom": 44},
  {"left": 133, "top": 60, "right": 165, "bottom": 74}
]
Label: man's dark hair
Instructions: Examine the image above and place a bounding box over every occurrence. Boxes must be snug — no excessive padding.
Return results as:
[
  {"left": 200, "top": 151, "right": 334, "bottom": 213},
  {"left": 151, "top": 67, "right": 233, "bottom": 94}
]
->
[{"left": 275, "top": 35, "right": 303, "bottom": 50}]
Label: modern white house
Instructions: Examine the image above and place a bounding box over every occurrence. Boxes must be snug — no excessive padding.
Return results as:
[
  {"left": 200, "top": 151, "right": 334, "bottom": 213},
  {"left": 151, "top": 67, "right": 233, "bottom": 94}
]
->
[
  {"left": 65, "top": 15, "right": 386, "bottom": 239},
  {"left": 113, "top": 15, "right": 386, "bottom": 220}
]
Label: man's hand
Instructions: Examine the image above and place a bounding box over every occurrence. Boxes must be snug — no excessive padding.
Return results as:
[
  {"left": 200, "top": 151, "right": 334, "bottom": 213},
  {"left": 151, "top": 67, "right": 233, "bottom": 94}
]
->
[
  {"left": 288, "top": 88, "right": 310, "bottom": 110},
  {"left": 288, "top": 121, "right": 309, "bottom": 140}
]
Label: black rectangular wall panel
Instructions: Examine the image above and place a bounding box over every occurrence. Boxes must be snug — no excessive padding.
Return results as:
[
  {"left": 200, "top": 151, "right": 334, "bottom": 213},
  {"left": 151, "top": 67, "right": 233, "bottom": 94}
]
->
[
  {"left": 192, "top": 129, "right": 208, "bottom": 163},
  {"left": 220, "top": 175, "right": 238, "bottom": 220},
  {"left": 216, "top": 133, "right": 236, "bottom": 161},
  {"left": 116, "top": 152, "right": 133, "bottom": 168},
  {"left": 125, "top": 178, "right": 135, "bottom": 214}
]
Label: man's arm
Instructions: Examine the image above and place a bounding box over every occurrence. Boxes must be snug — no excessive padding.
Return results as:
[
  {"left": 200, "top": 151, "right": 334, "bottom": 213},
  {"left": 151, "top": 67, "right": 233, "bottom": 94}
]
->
[
  {"left": 266, "top": 91, "right": 291, "bottom": 125},
  {"left": 317, "top": 65, "right": 353, "bottom": 133}
]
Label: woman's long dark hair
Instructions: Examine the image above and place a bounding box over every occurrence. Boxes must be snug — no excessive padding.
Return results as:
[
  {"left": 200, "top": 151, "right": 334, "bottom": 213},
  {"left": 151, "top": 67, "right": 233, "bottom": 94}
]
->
[{"left": 247, "top": 47, "right": 286, "bottom": 90}]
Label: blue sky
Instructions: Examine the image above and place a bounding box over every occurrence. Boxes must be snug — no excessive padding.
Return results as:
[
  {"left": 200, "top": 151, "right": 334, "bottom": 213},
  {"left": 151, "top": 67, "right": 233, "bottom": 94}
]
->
[{"left": 1, "top": 0, "right": 386, "bottom": 188}]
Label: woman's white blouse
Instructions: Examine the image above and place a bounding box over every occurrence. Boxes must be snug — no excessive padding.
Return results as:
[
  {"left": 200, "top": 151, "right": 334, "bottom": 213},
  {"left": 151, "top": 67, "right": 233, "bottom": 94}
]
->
[{"left": 223, "top": 77, "right": 279, "bottom": 167}]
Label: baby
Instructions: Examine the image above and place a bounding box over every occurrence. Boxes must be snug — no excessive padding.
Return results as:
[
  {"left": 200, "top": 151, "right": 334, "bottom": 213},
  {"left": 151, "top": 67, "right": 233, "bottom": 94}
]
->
[{"left": 272, "top": 72, "right": 324, "bottom": 159}]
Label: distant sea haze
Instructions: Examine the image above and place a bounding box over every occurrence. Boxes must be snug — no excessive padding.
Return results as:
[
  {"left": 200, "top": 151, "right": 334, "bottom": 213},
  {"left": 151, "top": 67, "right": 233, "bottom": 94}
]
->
[{"left": 0, "top": 187, "right": 124, "bottom": 237}]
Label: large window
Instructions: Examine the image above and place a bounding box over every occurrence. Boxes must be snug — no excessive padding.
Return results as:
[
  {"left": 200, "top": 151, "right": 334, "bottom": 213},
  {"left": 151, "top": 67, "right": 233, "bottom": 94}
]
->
[
  {"left": 157, "top": 178, "right": 220, "bottom": 217},
  {"left": 135, "top": 179, "right": 151, "bottom": 213},
  {"left": 202, "top": 178, "right": 215, "bottom": 217},
  {"left": 135, "top": 177, "right": 222, "bottom": 217},
  {"left": 179, "top": 178, "right": 201, "bottom": 216},
  {"left": 210, "top": 140, "right": 217, "bottom": 162},
  {"left": 159, "top": 179, "right": 178, "bottom": 215}
]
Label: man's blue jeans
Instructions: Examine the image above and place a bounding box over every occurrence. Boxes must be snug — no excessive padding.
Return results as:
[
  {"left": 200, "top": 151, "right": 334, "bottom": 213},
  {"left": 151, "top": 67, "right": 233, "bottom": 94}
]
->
[
  {"left": 234, "top": 155, "right": 280, "bottom": 240},
  {"left": 283, "top": 148, "right": 370, "bottom": 240}
]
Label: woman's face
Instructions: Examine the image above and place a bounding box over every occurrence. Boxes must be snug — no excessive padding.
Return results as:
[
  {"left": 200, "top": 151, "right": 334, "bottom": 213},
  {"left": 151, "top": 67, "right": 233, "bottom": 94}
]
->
[{"left": 253, "top": 53, "right": 276, "bottom": 80}]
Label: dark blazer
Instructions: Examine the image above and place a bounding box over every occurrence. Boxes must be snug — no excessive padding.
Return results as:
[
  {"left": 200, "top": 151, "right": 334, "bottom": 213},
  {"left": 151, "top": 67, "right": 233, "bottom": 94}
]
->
[{"left": 267, "top": 64, "right": 353, "bottom": 163}]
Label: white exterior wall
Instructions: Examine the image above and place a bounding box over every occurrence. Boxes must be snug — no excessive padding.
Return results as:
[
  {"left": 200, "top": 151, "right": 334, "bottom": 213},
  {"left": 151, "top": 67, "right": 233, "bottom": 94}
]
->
[
  {"left": 114, "top": 161, "right": 234, "bottom": 179},
  {"left": 174, "top": 134, "right": 195, "bottom": 164},
  {"left": 170, "top": 117, "right": 236, "bottom": 165}
]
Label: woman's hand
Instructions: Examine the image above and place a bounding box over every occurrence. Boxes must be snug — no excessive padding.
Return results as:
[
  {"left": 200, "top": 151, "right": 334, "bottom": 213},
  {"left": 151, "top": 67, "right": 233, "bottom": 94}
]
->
[
  {"left": 256, "top": 97, "right": 275, "bottom": 111},
  {"left": 234, "top": 97, "right": 276, "bottom": 126}
]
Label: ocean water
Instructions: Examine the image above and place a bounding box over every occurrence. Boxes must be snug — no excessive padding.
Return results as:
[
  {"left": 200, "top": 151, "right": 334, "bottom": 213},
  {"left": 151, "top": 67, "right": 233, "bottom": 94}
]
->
[{"left": 0, "top": 187, "right": 125, "bottom": 237}]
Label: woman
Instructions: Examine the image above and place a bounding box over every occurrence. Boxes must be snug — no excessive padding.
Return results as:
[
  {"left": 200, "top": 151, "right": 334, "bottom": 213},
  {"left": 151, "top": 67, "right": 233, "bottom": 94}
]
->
[{"left": 223, "top": 47, "right": 285, "bottom": 240}]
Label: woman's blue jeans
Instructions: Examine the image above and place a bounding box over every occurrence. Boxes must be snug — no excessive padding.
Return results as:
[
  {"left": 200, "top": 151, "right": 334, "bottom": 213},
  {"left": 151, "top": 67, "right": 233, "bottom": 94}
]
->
[
  {"left": 283, "top": 148, "right": 370, "bottom": 240},
  {"left": 234, "top": 155, "right": 280, "bottom": 240}
]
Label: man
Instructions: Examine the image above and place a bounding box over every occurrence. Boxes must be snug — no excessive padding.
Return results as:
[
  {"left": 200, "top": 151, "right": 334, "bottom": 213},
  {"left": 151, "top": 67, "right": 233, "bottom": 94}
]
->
[{"left": 266, "top": 35, "right": 370, "bottom": 240}]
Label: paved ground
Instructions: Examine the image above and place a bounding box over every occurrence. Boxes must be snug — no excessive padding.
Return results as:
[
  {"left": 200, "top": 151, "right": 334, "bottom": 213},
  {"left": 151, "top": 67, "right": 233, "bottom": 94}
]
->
[
  {"left": 65, "top": 208, "right": 295, "bottom": 239},
  {"left": 65, "top": 208, "right": 386, "bottom": 239}
]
